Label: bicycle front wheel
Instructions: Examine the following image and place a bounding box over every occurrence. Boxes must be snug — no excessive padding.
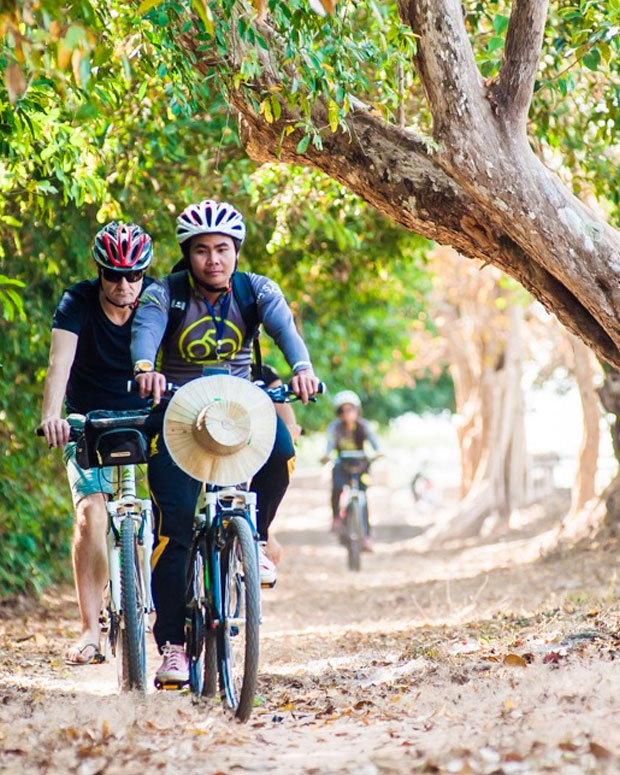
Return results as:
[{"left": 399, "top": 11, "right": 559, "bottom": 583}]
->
[
  {"left": 345, "top": 499, "right": 363, "bottom": 572},
  {"left": 217, "top": 516, "right": 260, "bottom": 722},
  {"left": 119, "top": 518, "right": 147, "bottom": 692},
  {"left": 186, "top": 535, "right": 217, "bottom": 698}
]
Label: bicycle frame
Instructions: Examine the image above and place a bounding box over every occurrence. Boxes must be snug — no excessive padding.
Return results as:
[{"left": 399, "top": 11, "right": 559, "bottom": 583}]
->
[
  {"left": 196, "top": 487, "right": 258, "bottom": 626},
  {"left": 338, "top": 452, "right": 370, "bottom": 524},
  {"left": 105, "top": 464, "right": 154, "bottom": 653}
]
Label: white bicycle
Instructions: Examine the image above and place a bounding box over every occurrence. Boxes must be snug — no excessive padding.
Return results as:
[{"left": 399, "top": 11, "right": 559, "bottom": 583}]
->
[{"left": 41, "top": 411, "right": 155, "bottom": 692}]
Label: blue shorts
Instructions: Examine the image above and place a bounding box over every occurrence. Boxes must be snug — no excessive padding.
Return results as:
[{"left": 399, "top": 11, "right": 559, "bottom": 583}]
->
[{"left": 63, "top": 442, "right": 115, "bottom": 507}]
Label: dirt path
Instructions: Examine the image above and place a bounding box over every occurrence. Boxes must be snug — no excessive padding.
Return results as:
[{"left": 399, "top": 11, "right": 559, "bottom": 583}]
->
[{"left": 2, "top": 476, "right": 620, "bottom": 775}]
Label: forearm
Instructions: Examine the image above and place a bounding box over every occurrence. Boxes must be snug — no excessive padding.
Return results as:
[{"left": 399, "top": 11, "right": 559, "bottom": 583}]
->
[
  {"left": 131, "top": 280, "right": 170, "bottom": 368},
  {"left": 259, "top": 294, "right": 312, "bottom": 374},
  {"left": 131, "top": 306, "right": 167, "bottom": 368},
  {"left": 41, "top": 362, "right": 70, "bottom": 420},
  {"left": 275, "top": 403, "right": 301, "bottom": 439},
  {"left": 41, "top": 330, "right": 77, "bottom": 420}
]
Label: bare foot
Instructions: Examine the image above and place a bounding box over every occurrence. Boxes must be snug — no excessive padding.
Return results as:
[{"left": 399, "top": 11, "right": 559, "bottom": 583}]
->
[{"left": 65, "top": 630, "right": 104, "bottom": 665}]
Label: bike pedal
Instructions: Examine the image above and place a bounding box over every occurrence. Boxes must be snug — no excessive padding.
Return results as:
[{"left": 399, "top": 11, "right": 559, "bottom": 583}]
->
[{"left": 154, "top": 678, "right": 189, "bottom": 691}]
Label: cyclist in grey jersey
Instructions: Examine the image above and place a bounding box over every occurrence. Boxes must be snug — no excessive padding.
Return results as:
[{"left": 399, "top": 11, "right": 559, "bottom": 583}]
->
[
  {"left": 132, "top": 272, "right": 311, "bottom": 383},
  {"left": 131, "top": 199, "right": 320, "bottom": 688}
]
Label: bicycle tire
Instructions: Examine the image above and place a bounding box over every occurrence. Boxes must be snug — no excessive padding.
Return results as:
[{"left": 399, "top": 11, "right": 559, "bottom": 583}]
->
[
  {"left": 345, "top": 499, "right": 363, "bottom": 572},
  {"left": 217, "top": 515, "right": 260, "bottom": 721},
  {"left": 186, "top": 536, "right": 217, "bottom": 697},
  {"left": 120, "top": 518, "right": 147, "bottom": 692}
]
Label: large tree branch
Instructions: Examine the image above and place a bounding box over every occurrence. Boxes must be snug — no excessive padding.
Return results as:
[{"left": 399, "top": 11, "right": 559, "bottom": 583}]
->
[
  {"left": 492, "top": 0, "right": 550, "bottom": 132},
  {"left": 396, "top": 0, "right": 486, "bottom": 144},
  {"left": 237, "top": 105, "right": 619, "bottom": 368},
  {"left": 180, "top": 10, "right": 620, "bottom": 370}
]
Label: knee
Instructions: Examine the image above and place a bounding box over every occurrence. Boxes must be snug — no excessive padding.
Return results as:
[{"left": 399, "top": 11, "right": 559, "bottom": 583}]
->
[{"left": 74, "top": 494, "right": 108, "bottom": 537}]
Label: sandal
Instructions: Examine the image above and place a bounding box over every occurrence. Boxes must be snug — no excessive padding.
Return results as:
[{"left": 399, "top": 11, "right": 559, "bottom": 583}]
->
[{"left": 65, "top": 641, "right": 105, "bottom": 665}]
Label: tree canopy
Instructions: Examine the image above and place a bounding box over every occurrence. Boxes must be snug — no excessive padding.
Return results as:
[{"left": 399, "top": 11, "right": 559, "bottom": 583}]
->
[
  {"left": 4, "top": 1, "right": 620, "bottom": 356},
  {"left": 3, "top": 0, "right": 620, "bottom": 592}
]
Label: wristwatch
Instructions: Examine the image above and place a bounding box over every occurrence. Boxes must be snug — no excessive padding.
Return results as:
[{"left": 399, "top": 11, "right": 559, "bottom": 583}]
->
[{"left": 133, "top": 359, "right": 154, "bottom": 375}]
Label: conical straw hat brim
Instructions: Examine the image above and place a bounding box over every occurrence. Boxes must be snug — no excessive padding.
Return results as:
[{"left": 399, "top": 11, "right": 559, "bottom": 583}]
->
[{"left": 163, "top": 375, "right": 277, "bottom": 485}]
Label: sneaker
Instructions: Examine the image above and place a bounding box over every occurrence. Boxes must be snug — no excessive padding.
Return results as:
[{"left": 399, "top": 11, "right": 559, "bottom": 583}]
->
[
  {"left": 155, "top": 642, "right": 189, "bottom": 686},
  {"left": 258, "top": 542, "right": 277, "bottom": 588}
]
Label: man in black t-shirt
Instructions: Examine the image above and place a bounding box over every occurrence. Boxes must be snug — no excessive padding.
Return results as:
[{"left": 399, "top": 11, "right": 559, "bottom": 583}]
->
[{"left": 40, "top": 222, "right": 154, "bottom": 665}]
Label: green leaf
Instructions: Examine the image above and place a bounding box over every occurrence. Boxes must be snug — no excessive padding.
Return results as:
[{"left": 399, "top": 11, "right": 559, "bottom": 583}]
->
[
  {"left": 137, "top": 0, "right": 164, "bottom": 14},
  {"left": 191, "top": 0, "right": 214, "bottom": 37},
  {"left": 270, "top": 94, "right": 282, "bottom": 121},
  {"left": 486, "top": 36, "right": 504, "bottom": 53},
  {"left": 328, "top": 99, "right": 339, "bottom": 132},
  {"left": 493, "top": 14, "right": 509, "bottom": 35},
  {"left": 296, "top": 134, "right": 310, "bottom": 153},
  {"left": 583, "top": 47, "right": 601, "bottom": 71},
  {"left": 262, "top": 97, "right": 273, "bottom": 123}
]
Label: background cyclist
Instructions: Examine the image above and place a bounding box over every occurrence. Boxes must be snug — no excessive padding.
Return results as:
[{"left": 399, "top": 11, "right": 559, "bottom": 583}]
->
[
  {"left": 131, "top": 199, "right": 320, "bottom": 688},
  {"left": 39, "top": 223, "right": 154, "bottom": 665},
  {"left": 322, "top": 390, "right": 381, "bottom": 551}
]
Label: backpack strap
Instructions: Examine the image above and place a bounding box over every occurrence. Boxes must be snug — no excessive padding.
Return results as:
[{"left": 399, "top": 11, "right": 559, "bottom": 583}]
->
[
  {"left": 231, "top": 271, "right": 262, "bottom": 382},
  {"left": 164, "top": 270, "right": 191, "bottom": 339}
]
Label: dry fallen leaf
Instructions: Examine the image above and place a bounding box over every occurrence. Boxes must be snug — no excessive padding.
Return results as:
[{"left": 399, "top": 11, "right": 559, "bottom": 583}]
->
[
  {"left": 503, "top": 654, "right": 527, "bottom": 667},
  {"left": 5, "top": 62, "right": 26, "bottom": 104},
  {"left": 590, "top": 741, "right": 615, "bottom": 760}
]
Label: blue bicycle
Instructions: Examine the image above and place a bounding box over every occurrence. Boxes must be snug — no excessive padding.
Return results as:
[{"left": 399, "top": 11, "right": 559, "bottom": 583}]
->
[{"left": 184, "top": 382, "right": 324, "bottom": 721}]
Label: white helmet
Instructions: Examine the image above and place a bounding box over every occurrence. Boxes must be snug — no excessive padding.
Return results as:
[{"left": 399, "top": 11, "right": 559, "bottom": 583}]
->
[
  {"left": 176, "top": 199, "right": 246, "bottom": 245},
  {"left": 333, "top": 390, "right": 361, "bottom": 410}
]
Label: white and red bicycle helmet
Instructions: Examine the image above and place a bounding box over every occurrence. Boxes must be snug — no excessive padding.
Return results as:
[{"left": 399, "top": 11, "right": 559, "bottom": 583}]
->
[
  {"left": 92, "top": 222, "right": 153, "bottom": 271},
  {"left": 176, "top": 199, "right": 247, "bottom": 246}
]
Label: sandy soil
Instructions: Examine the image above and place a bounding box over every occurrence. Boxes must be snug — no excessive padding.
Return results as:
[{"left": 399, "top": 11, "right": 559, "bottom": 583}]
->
[{"left": 2, "top": 475, "right": 620, "bottom": 775}]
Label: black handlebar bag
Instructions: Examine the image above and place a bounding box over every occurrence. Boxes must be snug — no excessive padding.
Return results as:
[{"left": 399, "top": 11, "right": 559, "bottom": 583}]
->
[{"left": 75, "top": 410, "right": 150, "bottom": 469}]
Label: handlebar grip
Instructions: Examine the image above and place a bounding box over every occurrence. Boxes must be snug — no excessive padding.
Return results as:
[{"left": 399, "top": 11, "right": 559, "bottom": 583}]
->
[
  {"left": 126, "top": 378, "right": 176, "bottom": 393},
  {"left": 35, "top": 426, "right": 82, "bottom": 442}
]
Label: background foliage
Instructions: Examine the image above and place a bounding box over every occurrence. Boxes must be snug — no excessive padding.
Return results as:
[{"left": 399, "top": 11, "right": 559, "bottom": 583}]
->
[{"left": 2, "top": 0, "right": 617, "bottom": 593}]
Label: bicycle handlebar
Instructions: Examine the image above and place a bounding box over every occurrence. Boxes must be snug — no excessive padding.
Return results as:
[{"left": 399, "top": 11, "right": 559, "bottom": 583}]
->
[
  {"left": 36, "top": 380, "right": 326, "bottom": 440},
  {"left": 266, "top": 381, "right": 326, "bottom": 403},
  {"left": 35, "top": 425, "right": 83, "bottom": 442}
]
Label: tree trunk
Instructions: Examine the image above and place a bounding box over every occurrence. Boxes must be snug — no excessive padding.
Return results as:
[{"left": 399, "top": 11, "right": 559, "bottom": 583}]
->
[
  {"left": 597, "top": 366, "right": 620, "bottom": 532},
  {"left": 434, "top": 305, "right": 529, "bottom": 541},
  {"left": 569, "top": 336, "right": 600, "bottom": 515},
  {"left": 184, "top": 1, "right": 620, "bottom": 370}
]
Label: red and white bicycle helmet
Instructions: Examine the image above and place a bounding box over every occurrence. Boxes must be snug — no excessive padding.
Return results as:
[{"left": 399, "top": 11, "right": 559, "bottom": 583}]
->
[
  {"left": 176, "top": 199, "right": 247, "bottom": 246},
  {"left": 92, "top": 222, "right": 153, "bottom": 270}
]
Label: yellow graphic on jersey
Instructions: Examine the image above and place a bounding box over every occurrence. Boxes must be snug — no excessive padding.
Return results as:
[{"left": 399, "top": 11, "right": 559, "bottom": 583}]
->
[{"left": 178, "top": 316, "right": 243, "bottom": 363}]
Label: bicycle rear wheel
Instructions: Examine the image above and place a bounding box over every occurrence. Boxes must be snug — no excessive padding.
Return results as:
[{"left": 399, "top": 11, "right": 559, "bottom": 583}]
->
[
  {"left": 345, "top": 499, "right": 363, "bottom": 572},
  {"left": 119, "top": 518, "right": 147, "bottom": 692},
  {"left": 186, "top": 535, "right": 217, "bottom": 697},
  {"left": 217, "top": 515, "right": 260, "bottom": 722}
]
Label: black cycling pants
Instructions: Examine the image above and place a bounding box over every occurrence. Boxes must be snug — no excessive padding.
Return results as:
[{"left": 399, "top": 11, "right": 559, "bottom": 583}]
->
[{"left": 149, "top": 416, "right": 294, "bottom": 649}]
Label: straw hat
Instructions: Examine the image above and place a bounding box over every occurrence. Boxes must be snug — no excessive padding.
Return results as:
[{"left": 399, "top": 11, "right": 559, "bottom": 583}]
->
[{"left": 163, "top": 375, "right": 277, "bottom": 485}]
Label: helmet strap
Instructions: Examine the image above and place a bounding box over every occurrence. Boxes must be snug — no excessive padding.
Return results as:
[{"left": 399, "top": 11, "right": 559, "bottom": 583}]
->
[
  {"left": 103, "top": 295, "right": 139, "bottom": 309},
  {"left": 189, "top": 264, "right": 236, "bottom": 294}
]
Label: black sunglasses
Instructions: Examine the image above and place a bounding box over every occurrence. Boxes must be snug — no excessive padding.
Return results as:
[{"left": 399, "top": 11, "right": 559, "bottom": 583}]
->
[{"left": 101, "top": 267, "right": 145, "bottom": 284}]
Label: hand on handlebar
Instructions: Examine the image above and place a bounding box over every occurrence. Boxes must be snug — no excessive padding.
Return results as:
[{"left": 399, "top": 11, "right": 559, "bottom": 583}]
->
[
  {"left": 135, "top": 371, "right": 168, "bottom": 405},
  {"left": 40, "top": 416, "right": 71, "bottom": 448},
  {"left": 289, "top": 368, "right": 320, "bottom": 405}
]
